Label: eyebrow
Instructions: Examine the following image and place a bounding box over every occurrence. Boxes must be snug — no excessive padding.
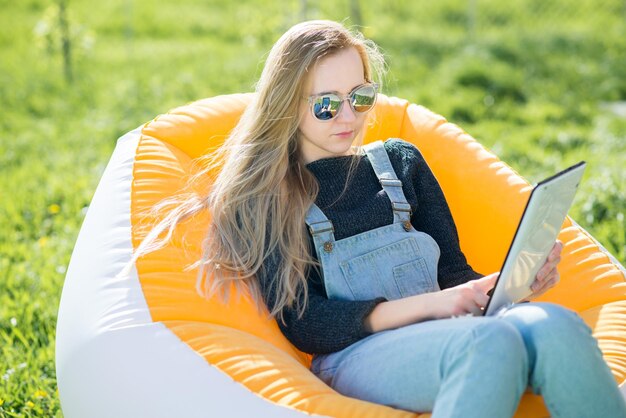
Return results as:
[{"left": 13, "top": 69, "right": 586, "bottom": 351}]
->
[{"left": 311, "top": 82, "right": 365, "bottom": 96}]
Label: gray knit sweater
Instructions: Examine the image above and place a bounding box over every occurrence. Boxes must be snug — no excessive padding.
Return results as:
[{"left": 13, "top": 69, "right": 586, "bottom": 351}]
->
[{"left": 258, "top": 138, "right": 482, "bottom": 355}]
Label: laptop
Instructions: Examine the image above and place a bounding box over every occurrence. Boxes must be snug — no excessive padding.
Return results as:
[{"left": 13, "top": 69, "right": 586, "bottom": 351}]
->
[{"left": 482, "top": 161, "right": 587, "bottom": 316}]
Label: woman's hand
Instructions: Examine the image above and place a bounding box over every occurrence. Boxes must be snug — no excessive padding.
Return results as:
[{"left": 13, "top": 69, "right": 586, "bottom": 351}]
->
[
  {"left": 365, "top": 273, "right": 500, "bottom": 332},
  {"left": 521, "top": 240, "right": 563, "bottom": 302},
  {"left": 428, "top": 273, "right": 499, "bottom": 318}
]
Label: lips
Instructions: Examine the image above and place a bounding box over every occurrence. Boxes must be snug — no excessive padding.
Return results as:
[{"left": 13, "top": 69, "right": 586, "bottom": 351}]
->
[{"left": 334, "top": 130, "right": 354, "bottom": 136}]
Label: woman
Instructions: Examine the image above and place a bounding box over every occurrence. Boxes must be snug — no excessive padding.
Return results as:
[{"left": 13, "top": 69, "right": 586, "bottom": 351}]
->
[{"left": 130, "top": 20, "right": 626, "bottom": 417}]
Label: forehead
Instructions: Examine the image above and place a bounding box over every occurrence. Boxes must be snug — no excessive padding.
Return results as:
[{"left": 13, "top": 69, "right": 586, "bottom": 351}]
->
[{"left": 307, "top": 47, "right": 366, "bottom": 94}]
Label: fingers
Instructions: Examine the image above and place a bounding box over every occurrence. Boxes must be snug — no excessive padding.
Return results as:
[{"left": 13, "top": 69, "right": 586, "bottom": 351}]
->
[
  {"left": 535, "top": 240, "right": 563, "bottom": 281},
  {"left": 447, "top": 286, "right": 490, "bottom": 317},
  {"left": 548, "top": 240, "right": 564, "bottom": 262},
  {"left": 469, "top": 304, "right": 484, "bottom": 316},
  {"left": 473, "top": 272, "right": 499, "bottom": 293},
  {"left": 475, "top": 287, "right": 490, "bottom": 308},
  {"left": 531, "top": 269, "right": 560, "bottom": 296},
  {"left": 447, "top": 273, "right": 503, "bottom": 318},
  {"left": 458, "top": 291, "right": 488, "bottom": 316},
  {"left": 535, "top": 258, "right": 560, "bottom": 287},
  {"left": 536, "top": 241, "right": 562, "bottom": 283},
  {"left": 467, "top": 286, "right": 490, "bottom": 315},
  {"left": 527, "top": 240, "right": 564, "bottom": 298}
]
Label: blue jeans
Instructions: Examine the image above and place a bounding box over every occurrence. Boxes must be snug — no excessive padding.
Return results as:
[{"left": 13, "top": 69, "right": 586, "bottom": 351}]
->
[{"left": 310, "top": 302, "right": 626, "bottom": 417}]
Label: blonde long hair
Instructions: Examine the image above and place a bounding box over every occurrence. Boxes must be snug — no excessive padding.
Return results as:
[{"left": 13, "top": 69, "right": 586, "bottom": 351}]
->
[{"left": 125, "top": 20, "right": 386, "bottom": 324}]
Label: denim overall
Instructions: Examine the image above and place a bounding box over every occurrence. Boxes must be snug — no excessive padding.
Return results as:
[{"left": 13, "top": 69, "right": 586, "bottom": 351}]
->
[
  {"left": 304, "top": 142, "right": 626, "bottom": 417},
  {"left": 304, "top": 140, "right": 441, "bottom": 303}
]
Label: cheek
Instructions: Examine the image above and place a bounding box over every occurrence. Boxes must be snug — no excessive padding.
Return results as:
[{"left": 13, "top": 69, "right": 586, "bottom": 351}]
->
[
  {"left": 355, "top": 115, "right": 367, "bottom": 132},
  {"left": 299, "top": 112, "right": 326, "bottom": 140},
  {"left": 296, "top": 105, "right": 311, "bottom": 134}
]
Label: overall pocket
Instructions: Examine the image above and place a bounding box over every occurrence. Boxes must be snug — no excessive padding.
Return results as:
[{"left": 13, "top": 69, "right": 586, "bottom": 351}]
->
[
  {"left": 392, "top": 258, "right": 437, "bottom": 297},
  {"left": 339, "top": 237, "right": 436, "bottom": 300}
]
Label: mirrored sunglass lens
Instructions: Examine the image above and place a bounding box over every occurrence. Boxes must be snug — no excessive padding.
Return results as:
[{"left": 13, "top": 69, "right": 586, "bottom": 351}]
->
[
  {"left": 313, "top": 94, "right": 341, "bottom": 120},
  {"left": 351, "top": 86, "right": 376, "bottom": 112}
]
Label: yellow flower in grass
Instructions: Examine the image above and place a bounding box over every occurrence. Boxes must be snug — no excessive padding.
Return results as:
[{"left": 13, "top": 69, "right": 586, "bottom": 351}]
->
[
  {"left": 26, "top": 401, "right": 35, "bottom": 408},
  {"left": 0, "top": 398, "right": 4, "bottom": 405},
  {"left": 48, "top": 203, "right": 60, "bottom": 214},
  {"left": 34, "top": 390, "right": 48, "bottom": 398}
]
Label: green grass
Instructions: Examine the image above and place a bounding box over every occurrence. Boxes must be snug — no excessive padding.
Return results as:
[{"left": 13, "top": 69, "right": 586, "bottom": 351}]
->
[{"left": 1, "top": 0, "right": 625, "bottom": 415}]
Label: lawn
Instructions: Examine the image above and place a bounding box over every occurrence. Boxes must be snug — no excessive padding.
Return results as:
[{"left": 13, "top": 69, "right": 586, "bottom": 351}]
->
[{"left": 1, "top": 0, "right": 624, "bottom": 415}]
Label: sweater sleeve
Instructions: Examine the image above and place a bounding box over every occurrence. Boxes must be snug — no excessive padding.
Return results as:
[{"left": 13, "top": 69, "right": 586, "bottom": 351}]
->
[
  {"left": 389, "top": 139, "right": 483, "bottom": 289},
  {"left": 257, "top": 238, "right": 387, "bottom": 355}
]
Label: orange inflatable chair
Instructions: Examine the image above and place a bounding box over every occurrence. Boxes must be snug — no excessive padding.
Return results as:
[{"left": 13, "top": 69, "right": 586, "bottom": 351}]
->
[{"left": 56, "top": 93, "right": 626, "bottom": 417}]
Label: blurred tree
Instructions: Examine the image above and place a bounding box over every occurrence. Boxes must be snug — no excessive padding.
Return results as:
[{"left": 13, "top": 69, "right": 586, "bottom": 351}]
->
[
  {"left": 300, "top": 0, "right": 307, "bottom": 21},
  {"left": 58, "top": 0, "right": 72, "bottom": 83},
  {"left": 350, "top": 0, "right": 363, "bottom": 27},
  {"left": 33, "top": 1, "right": 94, "bottom": 84},
  {"left": 467, "top": 0, "right": 477, "bottom": 41}
]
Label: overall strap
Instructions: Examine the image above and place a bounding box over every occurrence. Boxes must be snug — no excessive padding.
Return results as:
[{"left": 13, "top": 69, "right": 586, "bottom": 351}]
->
[
  {"left": 305, "top": 203, "right": 336, "bottom": 254},
  {"left": 363, "top": 140, "right": 413, "bottom": 226}
]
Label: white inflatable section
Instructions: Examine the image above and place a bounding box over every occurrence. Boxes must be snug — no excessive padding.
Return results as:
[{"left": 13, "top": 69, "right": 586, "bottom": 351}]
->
[{"left": 56, "top": 127, "right": 322, "bottom": 418}]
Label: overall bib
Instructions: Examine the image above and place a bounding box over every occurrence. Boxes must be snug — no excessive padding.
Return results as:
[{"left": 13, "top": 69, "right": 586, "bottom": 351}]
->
[
  {"left": 304, "top": 140, "right": 441, "bottom": 304},
  {"left": 303, "top": 142, "right": 626, "bottom": 417}
]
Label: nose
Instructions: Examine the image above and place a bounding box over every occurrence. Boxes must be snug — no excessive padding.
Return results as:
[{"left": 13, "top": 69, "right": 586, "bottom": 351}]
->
[{"left": 335, "top": 98, "right": 356, "bottom": 122}]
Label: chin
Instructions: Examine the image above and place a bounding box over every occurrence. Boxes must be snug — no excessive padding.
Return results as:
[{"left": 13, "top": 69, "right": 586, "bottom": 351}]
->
[{"left": 328, "top": 139, "right": 355, "bottom": 156}]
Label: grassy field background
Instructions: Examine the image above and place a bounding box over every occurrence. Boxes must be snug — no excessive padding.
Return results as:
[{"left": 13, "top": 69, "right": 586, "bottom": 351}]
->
[{"left": 1, "top": 0, "right": 625, "bottom": 416}]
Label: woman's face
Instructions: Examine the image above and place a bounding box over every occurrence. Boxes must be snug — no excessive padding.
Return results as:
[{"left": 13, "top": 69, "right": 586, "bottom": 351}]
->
[{"left": 297, "top": 47, "right": 368, "bottom": 164}]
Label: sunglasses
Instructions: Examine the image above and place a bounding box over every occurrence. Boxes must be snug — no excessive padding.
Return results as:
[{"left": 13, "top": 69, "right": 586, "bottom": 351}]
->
[{"left": 305, "top": 82, "right": 379, "bottom": 122}]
